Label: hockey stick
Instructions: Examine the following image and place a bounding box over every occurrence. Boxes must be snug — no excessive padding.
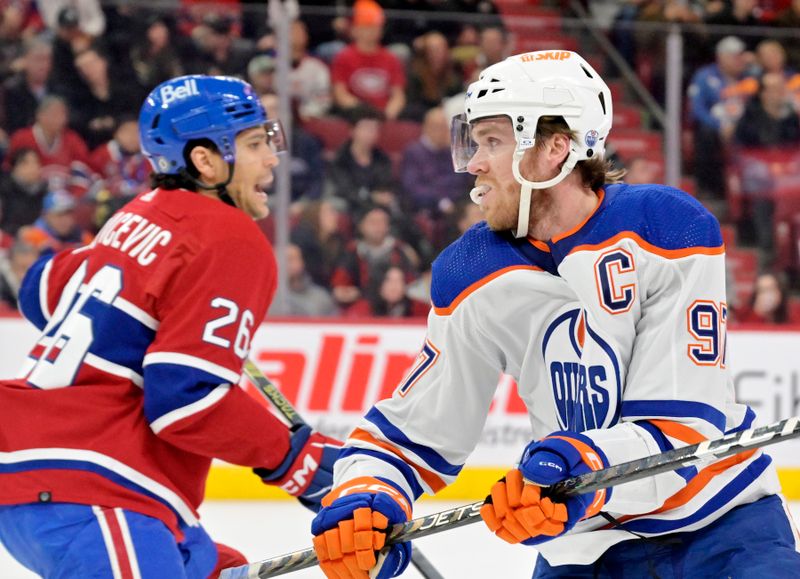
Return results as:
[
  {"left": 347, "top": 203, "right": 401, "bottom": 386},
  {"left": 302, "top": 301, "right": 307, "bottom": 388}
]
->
[
  {"left": 221, "top": 415, "right": 800, "bottom": 578},
  {"left": 239, "top": 360, "right": 445, "bottom": 579}
]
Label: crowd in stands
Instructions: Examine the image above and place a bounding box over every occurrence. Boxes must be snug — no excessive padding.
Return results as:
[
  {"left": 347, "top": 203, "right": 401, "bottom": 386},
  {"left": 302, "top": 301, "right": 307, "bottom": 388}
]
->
[{"left": 1, "top": 0, "right": 799, "bottom": 324}]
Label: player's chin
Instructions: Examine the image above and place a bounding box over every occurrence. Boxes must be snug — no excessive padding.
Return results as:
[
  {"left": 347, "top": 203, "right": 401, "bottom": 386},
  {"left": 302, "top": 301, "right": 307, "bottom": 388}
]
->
[
  {"left": 247, "top": 189, "right": 270, "bottom": 219},
  {"left": 249, "top": 201, "right": 270, "bottom": 220}
]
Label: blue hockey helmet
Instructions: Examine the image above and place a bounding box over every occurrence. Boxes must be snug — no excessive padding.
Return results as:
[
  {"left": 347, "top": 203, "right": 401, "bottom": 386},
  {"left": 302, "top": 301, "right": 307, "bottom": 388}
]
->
[{"left": 139, "top": 75, "right": 269, "bottom": 175}]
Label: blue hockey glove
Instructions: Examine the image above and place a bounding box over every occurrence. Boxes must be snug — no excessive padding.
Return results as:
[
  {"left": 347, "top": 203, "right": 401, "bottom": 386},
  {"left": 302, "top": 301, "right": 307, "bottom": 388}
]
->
[
  {"left": 481, "top": 432, "right": 609, "bottom": 546},
  {"left": 312, "top": 477, "right": 412, "bottom": 579},
  {"left": 255, "top": 424, "right": 343, "bottom": 512}
]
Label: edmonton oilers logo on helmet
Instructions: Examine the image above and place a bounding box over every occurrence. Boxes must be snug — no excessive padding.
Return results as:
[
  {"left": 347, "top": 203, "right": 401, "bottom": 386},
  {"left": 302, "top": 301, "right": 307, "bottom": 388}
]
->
[
  {"left": 585, "top": 130, "right": 599, "bottom": 148},
  {"left": 542, "top": 309, "right": 621, "bottom": 431}
]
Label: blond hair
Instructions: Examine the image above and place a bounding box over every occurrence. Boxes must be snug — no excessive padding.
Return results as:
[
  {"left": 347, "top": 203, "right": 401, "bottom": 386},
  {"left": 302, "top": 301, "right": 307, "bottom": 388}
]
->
[{"left": 535, "top": 116, "right": 626, "bottom": 191}]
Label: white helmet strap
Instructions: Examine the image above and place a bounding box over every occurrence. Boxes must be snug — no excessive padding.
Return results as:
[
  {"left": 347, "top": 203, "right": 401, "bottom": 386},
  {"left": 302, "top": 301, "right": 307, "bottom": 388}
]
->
[{"left": 511, "top": 148, "right": 578, "bottom": 238}]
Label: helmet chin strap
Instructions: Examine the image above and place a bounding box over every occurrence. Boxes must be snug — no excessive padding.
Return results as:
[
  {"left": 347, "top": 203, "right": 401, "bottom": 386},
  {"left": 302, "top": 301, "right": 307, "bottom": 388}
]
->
[
  {"left": 181, "top": 162, "right": 237, "bottom": 208},
  {"left": 511, "top": 149, "right": 578, "bottom": 238}
]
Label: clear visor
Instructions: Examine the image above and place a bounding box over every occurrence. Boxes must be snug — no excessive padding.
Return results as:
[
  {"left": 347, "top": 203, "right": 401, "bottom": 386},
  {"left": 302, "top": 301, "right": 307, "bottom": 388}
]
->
[
  {"left": 450, "top": 113, "right": 476, "bottom": 173},
  {"left": 264, "top": 119, "right": 287, "bottom": 153}
]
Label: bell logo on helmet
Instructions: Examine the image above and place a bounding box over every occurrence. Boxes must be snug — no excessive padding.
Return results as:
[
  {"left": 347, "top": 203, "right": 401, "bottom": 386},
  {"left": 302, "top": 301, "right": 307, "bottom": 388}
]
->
[{"left": 159, "top": 78, "right": 199, "bottom": 106}]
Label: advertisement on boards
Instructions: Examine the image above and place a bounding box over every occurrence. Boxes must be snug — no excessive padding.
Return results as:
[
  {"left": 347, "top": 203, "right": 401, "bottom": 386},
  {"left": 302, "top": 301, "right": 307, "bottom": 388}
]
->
[{"left": 2, "top": 317, "right": 800, "bottom": 472}]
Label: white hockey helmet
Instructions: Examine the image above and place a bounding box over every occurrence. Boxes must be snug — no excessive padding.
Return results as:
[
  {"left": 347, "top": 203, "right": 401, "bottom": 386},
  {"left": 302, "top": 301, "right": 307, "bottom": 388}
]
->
[{"left": 451, "top": 50, "right": 613, "bottom": 237}]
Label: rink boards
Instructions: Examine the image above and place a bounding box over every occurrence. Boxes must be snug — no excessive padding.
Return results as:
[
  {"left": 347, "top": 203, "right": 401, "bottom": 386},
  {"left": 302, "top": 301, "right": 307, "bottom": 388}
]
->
[{"left": 2, "top": 315, "right": 799, "bottom": 499}]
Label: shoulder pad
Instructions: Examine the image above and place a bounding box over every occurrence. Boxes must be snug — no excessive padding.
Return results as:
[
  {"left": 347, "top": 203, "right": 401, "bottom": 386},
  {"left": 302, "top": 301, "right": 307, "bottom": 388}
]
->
[{"left": 431, "top": 222, "right": 545, "bottom": 311}]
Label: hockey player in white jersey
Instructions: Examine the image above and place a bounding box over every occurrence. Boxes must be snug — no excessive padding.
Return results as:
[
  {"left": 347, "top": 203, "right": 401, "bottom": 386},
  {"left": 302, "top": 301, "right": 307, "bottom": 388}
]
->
[{"left": 309, "top": 51, "right": 800, "bottom": 578}]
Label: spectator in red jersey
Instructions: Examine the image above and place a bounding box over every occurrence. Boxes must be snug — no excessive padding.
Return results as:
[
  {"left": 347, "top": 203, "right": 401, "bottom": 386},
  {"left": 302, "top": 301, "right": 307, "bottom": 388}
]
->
[
  {"left": 346, "top": 264, "right": 429, "bottom": 318},
  {"left": 89, "top": 115, "right": 151, "bottom": 229},
  {"left": 8, "top": 96, "right": 92, "bottom": 197},
  {"left": 1, "top": 38, "right": 53, "bottom": 135},
  {"left": 331, "top": 204, "right": 418, "bottom": 311},
  {"left": 0, "top": 147, "right": 48, "bottom": 235},
  {"left": 21, "top": 189, "right": 92, "bottom": 253},
  {"left": 330, "top": 0, "right": 406, "bottom": 120},
  {"left": 735, "top": 271, "right": 793, "bottom": 324},
  {"left": 89, "top": 116, "right": 150, "bottom": 200}
]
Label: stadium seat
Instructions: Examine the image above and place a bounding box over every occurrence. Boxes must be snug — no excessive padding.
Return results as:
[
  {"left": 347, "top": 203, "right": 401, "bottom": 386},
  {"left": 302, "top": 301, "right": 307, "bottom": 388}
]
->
[
  {"left": 302, "top": 116, "right": 350, "bottom": 155},
  {"left": 608, "top": 129, "right": 663, "bottom": 162},
  {"left": 378, "top": 120, "right": 421, "bottom": 156},
  {"left": 613, "top": 104, "right": 643, "bottom": 130}
]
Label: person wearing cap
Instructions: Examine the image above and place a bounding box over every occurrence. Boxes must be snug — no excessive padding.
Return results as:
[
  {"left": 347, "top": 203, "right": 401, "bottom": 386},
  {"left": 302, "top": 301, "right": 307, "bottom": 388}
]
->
[
  {"left": 331, "top": 0, "right": 406, "bottom": 120},
  {"left": 247, "top": 54, "right": 276, "bottom": 96},
  {"left": 687, "top": 35, "right": 750, "bottom": 200},
  {"left": 22, "top": 189, "right": 92, "bottom": 253},
  {"left": 39, "top": 2, "right": 106, "bottom": 38}
]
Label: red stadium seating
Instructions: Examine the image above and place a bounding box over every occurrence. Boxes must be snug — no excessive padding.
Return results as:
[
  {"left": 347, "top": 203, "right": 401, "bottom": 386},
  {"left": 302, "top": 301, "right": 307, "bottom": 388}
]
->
[
  {"left": 613, "top": 105, "right": 643, "bottom": 130},
  {"left": 608, "top": 129, "right": 663, "bottom": 162},
  {"left": 302, "top": 116, "right": 350, "bottom": 156},
  {"left": 378, "top": 120, "right": 422, "bottom": 156}
]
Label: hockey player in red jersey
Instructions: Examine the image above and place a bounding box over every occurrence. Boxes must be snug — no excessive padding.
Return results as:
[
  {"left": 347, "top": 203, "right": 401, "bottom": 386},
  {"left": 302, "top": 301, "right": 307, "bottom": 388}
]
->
[
  {"left": 309, "top": 52, "right": 800, "bottom": 578},
  {"left": 0, "top": 75, "right": 342, "bottom": 578}
]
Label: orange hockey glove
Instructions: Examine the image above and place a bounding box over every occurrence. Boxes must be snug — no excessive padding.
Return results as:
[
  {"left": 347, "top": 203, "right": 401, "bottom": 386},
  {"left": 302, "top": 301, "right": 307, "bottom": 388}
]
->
[{"left": 311, "top": 477, "right": 412, "bottom": 579}]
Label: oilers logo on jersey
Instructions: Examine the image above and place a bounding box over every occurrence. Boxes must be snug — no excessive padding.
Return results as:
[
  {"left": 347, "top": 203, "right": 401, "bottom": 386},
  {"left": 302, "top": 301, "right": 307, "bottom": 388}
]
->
[{"left": 542, "top": 309, "right": 621, "bottom": 431}]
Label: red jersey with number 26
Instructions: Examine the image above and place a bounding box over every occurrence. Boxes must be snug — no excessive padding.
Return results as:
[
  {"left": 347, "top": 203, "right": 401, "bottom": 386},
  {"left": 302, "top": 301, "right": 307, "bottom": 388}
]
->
[{"left": 0, "top": 188, "right": 290, "bottom": 539}]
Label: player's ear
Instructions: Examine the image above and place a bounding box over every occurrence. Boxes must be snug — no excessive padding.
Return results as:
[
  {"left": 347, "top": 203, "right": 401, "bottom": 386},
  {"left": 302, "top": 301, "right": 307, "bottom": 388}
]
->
[
  {"left": 549, "top": 133, "right": 571, "bottom": 166},
  {"left": 187, "top": 145, "right": 219, "bottom": 182}
]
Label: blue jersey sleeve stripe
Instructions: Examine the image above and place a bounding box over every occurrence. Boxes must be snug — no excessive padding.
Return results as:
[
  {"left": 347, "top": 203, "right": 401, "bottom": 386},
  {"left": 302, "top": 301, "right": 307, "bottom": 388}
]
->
[
  {"left": 142, "top": 363, "right": 231, "bottom": 424},
  {"left": 365, "top": 407, "right": 462, "bottom": 477},
  {"left": 83, "top": 299, "right": 155, "bottom": 376},
  {"left": 142, "top": 352, "right": 240, "bottom": 384},
  {"left": 726, "top": 406, "right": 756, "bottom": 434},
  {"left": 621, "top": 400, "right": 727, "bottom": 433},
  {"left": 619, "top": 453, "right": 771, "bottom": 534},
  {"left": 17, "top": 254, "right": 54, "bottom": 331},
  {"left": 338, "top": 447, "right": 425, "bottom": 500}
]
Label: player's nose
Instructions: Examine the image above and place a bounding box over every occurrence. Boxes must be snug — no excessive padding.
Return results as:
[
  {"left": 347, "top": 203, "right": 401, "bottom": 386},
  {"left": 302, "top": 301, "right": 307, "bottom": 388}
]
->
[
  {"left": 466, "top": 149, "right": 488, "bottom": 175},
  {"left": 263, "top": 148, "right": 279, "bottom": 168}
]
